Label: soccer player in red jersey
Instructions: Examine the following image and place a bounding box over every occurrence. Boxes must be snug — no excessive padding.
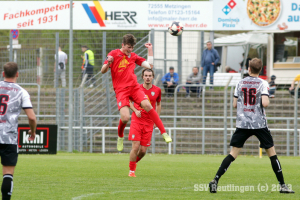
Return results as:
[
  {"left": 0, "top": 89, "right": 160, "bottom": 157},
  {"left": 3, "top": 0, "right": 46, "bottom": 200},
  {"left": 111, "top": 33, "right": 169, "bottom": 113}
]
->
[
  {"left": 101, "top": 34, "right": 172, "bottom": 151},
  {"left": 128, "top": 69, "right": 161, "bottom": 177}
]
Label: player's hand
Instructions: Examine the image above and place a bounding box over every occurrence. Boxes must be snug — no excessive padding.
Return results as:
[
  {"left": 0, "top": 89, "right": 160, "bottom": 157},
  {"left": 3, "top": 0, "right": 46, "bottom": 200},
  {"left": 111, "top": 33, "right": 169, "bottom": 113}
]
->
[
  {"left": 289, "top": 87, "right": 294, "bottom": 91},
  {"left": 107, "top": 56, "right": 114, "bottom": 64},
  {"left": 135, "top": 110, "right": 141, "bottom": 118},
  {"left": 212, "top": 62, "right": 215, "bottom": 65},
  {"left": 28, "top": 130, "right": 36, "bottom": 141},
  {"left": 145, "top": 43, "right": 152, "bottom": 49},
  {"left": 153, "top": 124, "right": 157, "bottom": 129}
]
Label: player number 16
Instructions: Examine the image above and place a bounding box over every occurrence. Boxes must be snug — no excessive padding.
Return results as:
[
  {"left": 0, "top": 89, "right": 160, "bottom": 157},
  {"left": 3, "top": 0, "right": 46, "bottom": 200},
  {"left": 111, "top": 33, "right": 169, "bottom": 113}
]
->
[{"left": 242, "top": 88, "right": 256, "bottom": 106}]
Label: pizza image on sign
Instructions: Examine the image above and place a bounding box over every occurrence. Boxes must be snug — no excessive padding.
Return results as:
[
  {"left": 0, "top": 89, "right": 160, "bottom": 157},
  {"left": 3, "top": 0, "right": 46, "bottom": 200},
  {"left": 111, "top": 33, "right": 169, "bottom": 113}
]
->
[{"left": 247, "top": 0, "right": 281, "bottom": 26}]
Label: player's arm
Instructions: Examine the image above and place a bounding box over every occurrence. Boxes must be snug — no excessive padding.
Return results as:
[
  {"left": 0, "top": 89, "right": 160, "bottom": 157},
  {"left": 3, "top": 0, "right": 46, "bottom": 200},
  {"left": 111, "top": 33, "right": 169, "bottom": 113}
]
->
[
  {"left": 129, "top": 101, "right": 141, "bottom": 118},
  {"left": 153, "top": 101, "right": 161, "bottom": 129},
  {"left": 101, "top": 56, "right": 114, "bottom": 74},
  {"left": 262, "top": 96, "right": 269, "bottom": 107},
  {"left": 261, "top": 81, "right": 270, "bottom": 107},
  {"left": 233, "top": 97, "right": 238, "bottom": 108},
  {"left": 22, "top": 90, "right": 36, "bottom": 140},
  {"left": 156, "top": 101, "right": 161, "bottom": 116},
  {"left": 141, "top": 43, "right": 153, "bottom": 69},
  {"left": 233, "top": 84, "right": 238, "bottom": 108},
  {"left": 24, "top": 109, "right": 37, "bottom": 140}
]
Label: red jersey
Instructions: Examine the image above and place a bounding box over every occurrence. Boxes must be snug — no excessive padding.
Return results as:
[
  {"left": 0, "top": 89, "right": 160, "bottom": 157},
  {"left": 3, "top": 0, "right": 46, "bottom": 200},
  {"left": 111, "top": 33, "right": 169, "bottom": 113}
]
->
[
  {"left": 131, "top": 84, "right": 161, "bottom": 125},
  {"left": 104, "top": 49, "right": 146, "bottom": 91}
]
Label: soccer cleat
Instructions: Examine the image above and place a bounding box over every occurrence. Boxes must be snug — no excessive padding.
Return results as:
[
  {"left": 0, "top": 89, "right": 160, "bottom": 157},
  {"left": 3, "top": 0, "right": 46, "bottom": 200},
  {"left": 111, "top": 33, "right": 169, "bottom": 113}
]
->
[
  {"left": 128, "top": 171, "right": 136, "bottom": 177},
  {"left": 162, "top": 133, "right": 172, "bottom": 143},
  {"left": 117, "top": 137, "right": 124, "bottom": 151},
  {"left": 209, "top": 179, "right": 218, "bottom": 193},
  {"left": 280, "top": 184, "right": 295, "bottom": 193}
]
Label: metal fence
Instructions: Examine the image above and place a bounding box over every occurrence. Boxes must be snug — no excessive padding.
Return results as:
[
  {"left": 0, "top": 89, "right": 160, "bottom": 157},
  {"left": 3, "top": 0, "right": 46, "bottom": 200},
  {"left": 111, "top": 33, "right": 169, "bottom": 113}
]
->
[
  {"left": 2, "top": 30, "right": 299, "bottom": 156},
  {"left": 53, "top": 78, "right": 300, "bottom": 157}
]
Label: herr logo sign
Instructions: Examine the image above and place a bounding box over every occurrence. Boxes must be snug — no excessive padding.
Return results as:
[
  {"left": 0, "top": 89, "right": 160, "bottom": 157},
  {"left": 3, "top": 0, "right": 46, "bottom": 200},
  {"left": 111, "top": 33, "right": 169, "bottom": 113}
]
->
[
  {"left": 82, "top": 1, "right": 137, "bottom": 27},
  {"left": 18, "top": 125, "right": 57, "bottom": 154}
]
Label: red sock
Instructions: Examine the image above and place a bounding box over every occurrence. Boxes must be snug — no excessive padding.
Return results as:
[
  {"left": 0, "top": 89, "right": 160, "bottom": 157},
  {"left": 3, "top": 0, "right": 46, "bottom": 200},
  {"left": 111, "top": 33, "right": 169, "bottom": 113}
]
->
[
  {"left": 129, "top": 161, "right": 136, "bottom": 171},
  {"left": 118, "top": 119, "right": 126, "bottom": 138},
  {"left": 147, "top": 108, "right": 166, "bottom": 134},
  {"left": 136, "top": 156, "right": 142, "bottom": 163}
]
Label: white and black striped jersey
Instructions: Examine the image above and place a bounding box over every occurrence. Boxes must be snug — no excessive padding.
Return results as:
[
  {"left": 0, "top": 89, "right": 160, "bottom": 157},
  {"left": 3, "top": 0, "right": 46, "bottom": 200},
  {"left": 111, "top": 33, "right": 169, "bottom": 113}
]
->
[
  {"left": 0, "top": 81, "right": 32, "bottom": 144},
  {"left": 234, "top": 76, "right": 269, "bottom": 129}
]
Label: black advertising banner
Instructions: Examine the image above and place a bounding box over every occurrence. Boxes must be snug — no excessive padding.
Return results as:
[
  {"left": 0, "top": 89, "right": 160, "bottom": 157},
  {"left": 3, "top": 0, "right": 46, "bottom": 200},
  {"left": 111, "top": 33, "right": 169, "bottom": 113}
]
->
[{"left": 18, "top": 124, "right": 57, "bottom": 154}]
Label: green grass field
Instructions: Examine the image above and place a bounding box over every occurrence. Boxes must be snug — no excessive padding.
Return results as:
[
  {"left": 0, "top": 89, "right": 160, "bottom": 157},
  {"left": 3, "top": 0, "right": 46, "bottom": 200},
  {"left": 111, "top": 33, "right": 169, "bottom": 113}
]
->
[{"left": 13, "top": 153, "right": 299, "bottom": 199}]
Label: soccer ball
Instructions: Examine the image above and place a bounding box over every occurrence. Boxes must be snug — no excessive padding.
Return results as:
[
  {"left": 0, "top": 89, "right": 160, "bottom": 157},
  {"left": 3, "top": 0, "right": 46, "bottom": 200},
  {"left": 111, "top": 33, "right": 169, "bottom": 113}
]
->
[{"left": 168, "top": 21, "right": 183, "bottom": 36}]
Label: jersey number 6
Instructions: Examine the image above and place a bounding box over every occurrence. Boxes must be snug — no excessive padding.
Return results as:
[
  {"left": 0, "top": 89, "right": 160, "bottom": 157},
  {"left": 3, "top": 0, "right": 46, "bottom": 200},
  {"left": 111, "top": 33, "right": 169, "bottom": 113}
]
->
[
  {"left": 0, "top": 94, "right": 9, "bottom": 115},
  {"left": 242, "top": 88, "right": 256, "bottom": 106}
]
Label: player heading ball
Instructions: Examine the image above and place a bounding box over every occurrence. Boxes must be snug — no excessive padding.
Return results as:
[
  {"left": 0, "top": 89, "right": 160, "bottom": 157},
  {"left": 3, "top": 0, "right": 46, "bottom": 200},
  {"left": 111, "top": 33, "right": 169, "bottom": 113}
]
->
[{"left": 101, "top": 34, "right": 172, "bottom": 152}]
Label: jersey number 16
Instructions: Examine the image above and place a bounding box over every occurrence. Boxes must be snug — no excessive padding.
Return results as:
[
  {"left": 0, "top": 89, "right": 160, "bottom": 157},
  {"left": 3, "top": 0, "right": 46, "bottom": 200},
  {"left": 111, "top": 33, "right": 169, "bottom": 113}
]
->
[{"left": 242, "top": 88, "right": 256, "bottom": 106}]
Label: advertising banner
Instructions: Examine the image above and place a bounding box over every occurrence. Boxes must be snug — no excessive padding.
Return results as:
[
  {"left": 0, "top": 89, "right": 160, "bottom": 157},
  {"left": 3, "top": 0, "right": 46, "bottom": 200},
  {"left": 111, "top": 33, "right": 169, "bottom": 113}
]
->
[
  {"left": 18, "top": 124, "right": 57, "bottom": 154},
  {"left": 0, "top": 1, "right": 213, "bottom": 30},
  {"left": 213, "top": 0, "right": 300, "bottom": 31}
]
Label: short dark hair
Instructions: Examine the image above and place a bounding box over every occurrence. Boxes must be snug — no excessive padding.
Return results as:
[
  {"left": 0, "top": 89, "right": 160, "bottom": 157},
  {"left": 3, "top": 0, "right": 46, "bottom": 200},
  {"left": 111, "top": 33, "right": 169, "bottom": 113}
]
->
[
  {"left": 193, "top": 67, "right": 198, "bottom": 70},
  {"left": 122, "top": 34, "right": 136, "bottom": 46},
  {"left": 169, "top": 66, "right": 174, "bottom": 70},
  {"left": 3, "top": 62, "right": 18, "bottom": 78},
  {"left": 81, "top": 45, "right": 88, "bottom": 48},
  {"left": 141, "top": 68, "right": 155, "bottom": 78},
  {"left": 249, "top": 58, "right": 262, "bottom": 74}
]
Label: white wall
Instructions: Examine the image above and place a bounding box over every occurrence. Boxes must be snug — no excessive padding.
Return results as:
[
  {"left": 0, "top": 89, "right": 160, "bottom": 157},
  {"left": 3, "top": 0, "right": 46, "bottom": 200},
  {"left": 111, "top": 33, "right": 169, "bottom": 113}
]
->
[{"left": 226, "top": 46, "right": 244, "bottom": 72}]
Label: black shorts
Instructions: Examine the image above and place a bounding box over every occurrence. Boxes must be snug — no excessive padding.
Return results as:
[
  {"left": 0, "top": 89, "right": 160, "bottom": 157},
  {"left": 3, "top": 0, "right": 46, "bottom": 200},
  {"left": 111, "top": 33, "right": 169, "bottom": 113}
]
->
[
  {"left": 230, "top": 127, "right": 274, "bottom": 149},
  {"left": 0, "top": 144, "right": 18, "bottom": 166}
]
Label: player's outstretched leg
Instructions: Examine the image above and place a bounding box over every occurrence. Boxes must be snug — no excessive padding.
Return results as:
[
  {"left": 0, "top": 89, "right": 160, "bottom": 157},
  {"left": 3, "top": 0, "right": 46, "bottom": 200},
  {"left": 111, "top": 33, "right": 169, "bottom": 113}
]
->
[
  {"left": 266, "top": 147, "right": 294, "bottom": 194},
  {"left": 117, "top": 119, "right": 126, "bottom": 151},
  {"left": 118, "top": 107, "right": 130, "bottom": 151},
  {"left": 140, "top": 100, "right": 172, "bottom": 143},
  {"left": 1, "top": 174, "right": 13, "bottom": 200},
  {"left": 209, "top": 154, "right": 235, "bottom": 193},
  {"left": 209, "top": 148, "right": 240, "bottom": 193},
  {"left": 129, "top": 141, "right": 140, "bottom": 177},
  {"left": 136, "top": 146, "right": 147, "bottom": 163}
]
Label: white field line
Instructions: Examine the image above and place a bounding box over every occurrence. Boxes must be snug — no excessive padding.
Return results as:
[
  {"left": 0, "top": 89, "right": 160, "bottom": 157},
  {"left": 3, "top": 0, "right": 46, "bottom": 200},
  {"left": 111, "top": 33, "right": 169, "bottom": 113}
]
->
[{"left": 72, "top": 187, "right": 193, "bottom": 200}]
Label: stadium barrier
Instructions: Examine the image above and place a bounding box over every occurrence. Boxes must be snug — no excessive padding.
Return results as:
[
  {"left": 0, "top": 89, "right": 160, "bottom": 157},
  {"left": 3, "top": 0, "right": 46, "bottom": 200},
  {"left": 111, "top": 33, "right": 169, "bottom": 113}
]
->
[
  {"left": 59, "top": 125, "right": 300, "bottom": 157},
  {"left": 20, "top": 114, "right": 298, "bottom": 156},
  {"left": 16, "top": 74, "right": 300, "bottom": 156}
]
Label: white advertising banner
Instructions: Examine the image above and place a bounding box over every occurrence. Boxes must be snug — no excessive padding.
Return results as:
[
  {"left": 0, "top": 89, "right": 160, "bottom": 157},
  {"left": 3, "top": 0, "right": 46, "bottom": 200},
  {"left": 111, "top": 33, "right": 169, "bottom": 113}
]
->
[
  {"left": 0, "top": 1, "right": 213, "bottom": 30},
  {"left": 213, "top": 0, "right": 300, "bottom": 31}
]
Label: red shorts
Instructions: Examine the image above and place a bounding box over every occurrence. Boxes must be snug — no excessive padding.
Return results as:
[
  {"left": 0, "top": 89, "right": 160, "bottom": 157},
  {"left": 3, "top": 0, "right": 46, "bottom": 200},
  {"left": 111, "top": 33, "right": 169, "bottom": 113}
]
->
[
  {"left": 129, "top": 122, "right": 153, "bottom": 147},
  {"left": 115, "top": 84, "right": 148, "bottom": 110}
]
